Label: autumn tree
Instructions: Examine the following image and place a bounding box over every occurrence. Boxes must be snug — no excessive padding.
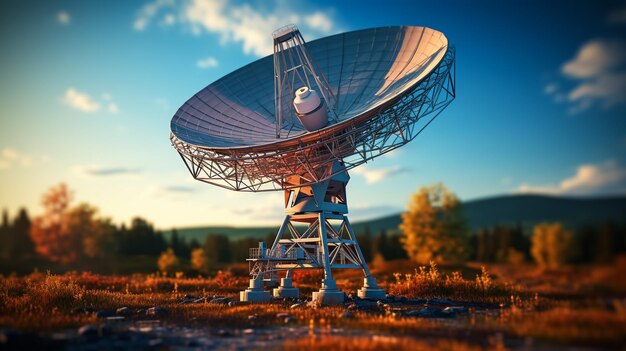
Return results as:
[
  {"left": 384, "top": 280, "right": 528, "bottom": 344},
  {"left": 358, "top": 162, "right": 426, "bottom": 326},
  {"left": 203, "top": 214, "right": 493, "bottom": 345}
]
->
[
  {"left": 531, "top": 222, "right": 575, "bottom": 268},
  {"left": 400, "top": 183, "right": 470, "bottom": 264},
  {"left": 30, "top": 183, "right": 78, "bottom": 264},
  {"left": 157, "top": 248, "right": 180, "bottom": 273},
  {"left": 30, "top": 183, "right": 112, "bottom": 264},
  {"left": 190, "top": 247, "right": 210, "bottom": 274}
]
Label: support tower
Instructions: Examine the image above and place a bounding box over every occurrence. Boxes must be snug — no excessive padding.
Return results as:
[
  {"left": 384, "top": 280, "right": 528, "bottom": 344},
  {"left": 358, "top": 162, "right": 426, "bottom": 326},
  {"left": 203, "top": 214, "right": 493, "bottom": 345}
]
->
[{"left": 240, "top": 161, "right": 386, "bottom": 304}]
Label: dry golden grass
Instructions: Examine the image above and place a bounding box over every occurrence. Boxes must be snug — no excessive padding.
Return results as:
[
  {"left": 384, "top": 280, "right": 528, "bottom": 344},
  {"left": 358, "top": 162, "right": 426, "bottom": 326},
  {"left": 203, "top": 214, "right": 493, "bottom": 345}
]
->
[
  {"left": 388, "top": 262, "right": 523, "bottom": 304},
  {"left": 2, "top": 262, "right": 626, "bottom": 349},
  {"left": 281, "top": 335, "right": 507, "bottom": 351},
  {"left": 500, "top": 306, "right": 626, "bottom": 346}
]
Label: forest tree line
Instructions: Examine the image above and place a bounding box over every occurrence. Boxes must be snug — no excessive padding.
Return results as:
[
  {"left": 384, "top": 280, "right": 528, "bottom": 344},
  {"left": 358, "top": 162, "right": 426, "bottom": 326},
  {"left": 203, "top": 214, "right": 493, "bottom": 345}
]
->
[{"left": 1, "top": 183, "right": 626, "bottom": 274}]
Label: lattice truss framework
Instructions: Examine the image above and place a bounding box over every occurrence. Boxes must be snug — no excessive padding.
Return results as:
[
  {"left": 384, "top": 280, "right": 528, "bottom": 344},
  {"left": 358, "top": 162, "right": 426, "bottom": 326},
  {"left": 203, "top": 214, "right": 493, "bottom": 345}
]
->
[
  {"left": 247, "top": 213, "right": 366, "bottom": 279},
  {"left": 170, "top": 48, "right": 456, "bottom": 192}
]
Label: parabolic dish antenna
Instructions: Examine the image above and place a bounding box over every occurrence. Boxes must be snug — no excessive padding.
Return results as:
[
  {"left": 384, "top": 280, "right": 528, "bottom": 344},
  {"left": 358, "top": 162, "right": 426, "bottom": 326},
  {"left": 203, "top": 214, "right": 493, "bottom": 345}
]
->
[{"left": 170, "top": 25, "right": 455, "bottom": 304}]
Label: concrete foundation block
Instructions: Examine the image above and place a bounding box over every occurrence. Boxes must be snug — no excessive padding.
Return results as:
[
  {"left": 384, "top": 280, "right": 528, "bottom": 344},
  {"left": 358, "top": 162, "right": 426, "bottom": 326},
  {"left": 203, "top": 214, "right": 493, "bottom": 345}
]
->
[
  {"left": 357, "top": 276, "right": 386, "bottom": 300},
  {"left": 273, "top": 286, "right": 299, "bottom": 298},
  {"left": 357, "top": 287, "right": 386, "bottom": 300},
  {"left": 312, "top": 289, "right": 345, "bottom": 305},
  {"left": 240, "top": 289, "right": 271, "bottom": 302}
]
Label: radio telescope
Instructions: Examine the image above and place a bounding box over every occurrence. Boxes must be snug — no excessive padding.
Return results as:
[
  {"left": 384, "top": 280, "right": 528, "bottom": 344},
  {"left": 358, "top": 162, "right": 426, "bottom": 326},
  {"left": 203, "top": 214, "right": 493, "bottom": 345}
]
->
[{"left": 170, "top": 25, "right": 455, "bottom": 304}]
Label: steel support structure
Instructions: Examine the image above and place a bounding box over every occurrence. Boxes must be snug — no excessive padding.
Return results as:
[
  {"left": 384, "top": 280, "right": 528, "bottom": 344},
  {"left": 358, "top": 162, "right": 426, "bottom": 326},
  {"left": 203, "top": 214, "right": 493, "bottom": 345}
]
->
[
  {"left": 171, "top": 47, "right": 455, "bottom": 192},
  {"left": 240, "top": 161, "right": 385, "bottom": 304}
]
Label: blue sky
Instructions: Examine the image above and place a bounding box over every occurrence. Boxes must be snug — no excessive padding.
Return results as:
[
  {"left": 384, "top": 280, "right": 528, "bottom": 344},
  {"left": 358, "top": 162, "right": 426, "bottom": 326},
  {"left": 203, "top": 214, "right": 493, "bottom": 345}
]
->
[{"left": 1, "top": 0, "right": 625, "bottom": 229}]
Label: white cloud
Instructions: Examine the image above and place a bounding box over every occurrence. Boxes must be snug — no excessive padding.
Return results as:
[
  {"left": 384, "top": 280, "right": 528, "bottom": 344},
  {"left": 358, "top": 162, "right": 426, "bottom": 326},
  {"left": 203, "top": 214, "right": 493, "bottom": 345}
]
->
[
  {"left": 73, "top": 165, "right": 141, "bottom": 177},
  {"left": 134, "top": 0, "right": 341, "bottom": 57},
  {"left": 551, "top": 39, "right": 626, "bottom": 112},
  {"left": 516, "top": 160, "right": 626, "bottom": 196},
  {"left": 57, "top": 10, "right": 70, "bottom": 25},
  {"left": 562, "top": 40, "right": 625, "bottom": 79},
  {"left": 197, "top": 56, "right": 218, "bottom": 69},
  {"left": 134, "top": 0, "right": 174, "bottom": 31},
  {"left": 305, "top": 12, "right": 333, "bottom": 33},
  {"left": 2, "top": 148, "right": 18, "bottom": 161},
  {"left": 0, "top": 148, "right": 45, "bottom": 170},
  {"left": 63, "top": 88, "right": 120, "bottom": 114},
  {"left": 162, "top": 13, "right": 176, "bottom": 26},
  {"left": 352, "top": 165, "right": 409, "bottom": 184},
  {"left": 568, "top": 72, "right": 626, "bottom": 107},
  {"left": 63, "top": 88, "right": 101, "bottom": 112}
]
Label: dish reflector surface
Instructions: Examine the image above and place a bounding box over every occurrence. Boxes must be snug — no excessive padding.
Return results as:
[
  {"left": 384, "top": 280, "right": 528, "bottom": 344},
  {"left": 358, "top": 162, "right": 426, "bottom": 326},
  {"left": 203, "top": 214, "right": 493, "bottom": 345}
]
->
[{"left": 171, "top": 26, "right": 448, "bottom": 149}]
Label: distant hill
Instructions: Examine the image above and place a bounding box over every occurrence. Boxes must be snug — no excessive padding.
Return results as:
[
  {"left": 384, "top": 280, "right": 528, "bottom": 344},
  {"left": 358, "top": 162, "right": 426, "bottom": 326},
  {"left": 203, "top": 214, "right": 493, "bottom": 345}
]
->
[
  {"left": 164, "top": 194, "right": 626, "bottom": 242},
  {"left": 462, "top": 194, "right": 626, "bottom": 230}
]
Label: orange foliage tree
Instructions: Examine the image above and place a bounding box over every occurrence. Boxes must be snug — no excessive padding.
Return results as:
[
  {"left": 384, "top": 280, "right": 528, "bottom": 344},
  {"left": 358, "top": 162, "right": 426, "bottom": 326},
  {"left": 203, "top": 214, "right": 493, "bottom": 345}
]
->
[
  {"left": 531, "top": 222, "right": 575, "bottom": 269},
  {"left": 30, "top": 183, "right": 77, "bottom": 264},
  {"left": 30, "top": 183, "right": 110, "bottom": 264},
  {"left": 400, "top": 183, "right": 470, "bottom": 264}
]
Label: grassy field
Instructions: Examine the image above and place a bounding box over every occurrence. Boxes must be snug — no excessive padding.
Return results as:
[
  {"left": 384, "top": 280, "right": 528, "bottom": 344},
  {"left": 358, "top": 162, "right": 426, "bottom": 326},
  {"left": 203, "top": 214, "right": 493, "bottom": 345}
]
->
[{"left": 1, "top": 259, "right": 626, "bottom": 350}]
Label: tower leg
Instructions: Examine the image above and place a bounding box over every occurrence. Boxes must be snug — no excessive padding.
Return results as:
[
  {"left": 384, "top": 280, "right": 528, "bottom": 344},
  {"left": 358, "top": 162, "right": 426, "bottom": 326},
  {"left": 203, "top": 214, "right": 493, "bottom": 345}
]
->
[
  {"left": 312, "top": 212, "right": 345, "bottom": 305},
  {"left": 344, "top": 217, "right": 387, "bottom": 300}
]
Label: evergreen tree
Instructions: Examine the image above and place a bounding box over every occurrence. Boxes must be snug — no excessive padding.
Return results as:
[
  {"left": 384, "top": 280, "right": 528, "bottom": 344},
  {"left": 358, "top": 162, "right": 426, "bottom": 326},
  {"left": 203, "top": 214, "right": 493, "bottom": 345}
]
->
[
  {"left": 595, "top": 220, "right": 617, "bottom": 263},
  {"left": 1, "top": 210, "right": 8, "bottom": 228},
  {"left": 373, "top": 229, "right": 390, "bottom": 260},
  {"left": 118, "top": 218, "right": 167, "bottom": 256},
  {"left": 169, "top": 229, "right": 190, "bottom": 258},
  {"left": 494, "top": 225, "right": 511, "bottom": 262},
  {"left": 231, "top": 237, "right": 259, "bottom": 262},
  {"left": 358, "top": 226, "right": 373, "bottom": 262},
  {"left": 475, "top": 228, "right": 490, "bottom": 262},
  {"left": 388, "top": 234, "right": 408, "bottom": 259},
  {"left": 204, "top": 234, "right": 231, "bottom": 263},
  {"left": 265, "top": 231, "right": 277, "bottom": 248},
  {"left": 0, "top": 209, "right": 10, "bottom": 258},
  {"left": 576, "top": 224, "right": 596, "bottom": 263}
]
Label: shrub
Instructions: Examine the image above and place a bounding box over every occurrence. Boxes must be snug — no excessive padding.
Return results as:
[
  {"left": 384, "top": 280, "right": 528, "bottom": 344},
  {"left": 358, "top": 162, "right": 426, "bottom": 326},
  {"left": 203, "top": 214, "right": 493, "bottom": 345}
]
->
[{"left": 389, "top": 262, "right": 517, "bottom": 303}]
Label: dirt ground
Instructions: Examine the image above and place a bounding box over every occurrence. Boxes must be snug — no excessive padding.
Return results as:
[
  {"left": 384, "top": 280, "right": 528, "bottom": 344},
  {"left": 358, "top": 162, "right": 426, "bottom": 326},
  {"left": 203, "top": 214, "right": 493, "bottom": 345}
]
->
[{"left": 1, "top": 260, "right": 626, "bottom": 350}]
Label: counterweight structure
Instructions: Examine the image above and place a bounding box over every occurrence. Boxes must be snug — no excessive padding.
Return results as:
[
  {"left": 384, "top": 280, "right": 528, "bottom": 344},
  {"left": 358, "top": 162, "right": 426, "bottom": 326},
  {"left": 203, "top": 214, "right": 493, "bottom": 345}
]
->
[{"left": 170, "top": 25, "right": 456, "bottom": 304}]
